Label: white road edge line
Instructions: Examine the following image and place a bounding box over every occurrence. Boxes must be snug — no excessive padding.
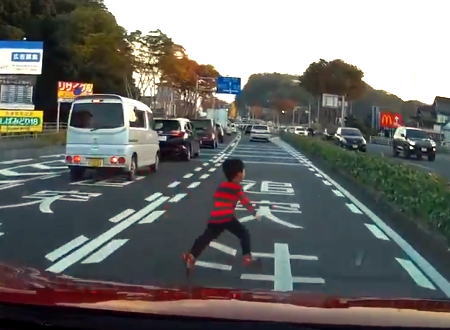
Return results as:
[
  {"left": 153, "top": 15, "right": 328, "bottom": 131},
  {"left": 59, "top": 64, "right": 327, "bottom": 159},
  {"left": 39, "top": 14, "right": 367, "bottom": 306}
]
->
[
  {"left": 365, "top": 223, "right": 390, "bottom": 241},
  {"left": 276, "top": 138, "right": 450, "bottom": 297},
  {"left": 396, "top": 258, "right": 436, "bottom": 290}
]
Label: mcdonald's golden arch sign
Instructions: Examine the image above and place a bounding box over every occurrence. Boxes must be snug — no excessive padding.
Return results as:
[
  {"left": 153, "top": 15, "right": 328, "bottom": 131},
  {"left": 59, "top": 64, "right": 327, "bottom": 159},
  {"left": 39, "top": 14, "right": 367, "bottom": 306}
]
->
[{"left": 380, "top": 111, "right": 403, "bottom": 128}]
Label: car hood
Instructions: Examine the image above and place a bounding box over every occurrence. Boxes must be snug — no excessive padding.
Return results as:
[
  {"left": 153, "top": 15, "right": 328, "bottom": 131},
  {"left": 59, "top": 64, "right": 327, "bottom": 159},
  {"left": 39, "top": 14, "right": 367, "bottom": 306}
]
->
[
  {"left": 409, "top": 138, "right": 434, "bottom": 147},
  {"left": 0, "top": 263, "right": 449, "bottom": 327}
]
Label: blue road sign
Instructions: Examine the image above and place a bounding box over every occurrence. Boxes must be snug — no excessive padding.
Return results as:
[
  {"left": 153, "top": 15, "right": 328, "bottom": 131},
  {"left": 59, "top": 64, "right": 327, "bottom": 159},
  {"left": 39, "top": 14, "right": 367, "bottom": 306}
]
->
[{"left": 216, "top": 77, "right": 241, "bottom": 94}]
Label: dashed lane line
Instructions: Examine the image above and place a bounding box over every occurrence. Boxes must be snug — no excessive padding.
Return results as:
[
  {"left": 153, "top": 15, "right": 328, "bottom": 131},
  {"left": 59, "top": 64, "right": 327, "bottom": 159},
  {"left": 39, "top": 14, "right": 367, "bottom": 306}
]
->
[
  {"left": 209, "top": 241, "right": 237, "bottom": 256},
  {"left": 195, "top": 260, "right": 232, "bottom": 271},
  {"left": 167, "top": 181, "right": 180, "bottom": 188},
  {"left": 138, "top": 210, "right": 166, "bottom": 224},
  {"left": 169, "top": 193, "right": 187, "bottom": 203},
  {"left": 81, "top": 239, "right": 129, "bottom": 264},
  {"left": 346, "top": 203, "right": 363, "bottom": 214},
  {"left": 200, "top": 174, "right": 210, "bottom": 179},
  {"left": 187, "top": 181, "right": 201, "bottom": 189},
  {"left": 332, "top": 189, "right": 344, "bottom": 197},
  {"left": 109, "top": 209, "right": 135, "bottom": 223},
  {"left": 45, "top": 235, "right": 89, "bottom": 262},
  {"left": 145, "top": 192, "right": 163, "bottom": 202},
  {"left": 194, "top": 167, "right": 202, "bottom": 172},
  {"left": 46, "top": 196, "right": 169, "bottom": 273},
  {"left": 365, "top": 223, "right": 390, "bottom": 241},
  {"left": 396, "top": 258, "right": 436, "bottom": 290},
  {"left": 183, "top": 173, "right": 193, "bottom": 179}
]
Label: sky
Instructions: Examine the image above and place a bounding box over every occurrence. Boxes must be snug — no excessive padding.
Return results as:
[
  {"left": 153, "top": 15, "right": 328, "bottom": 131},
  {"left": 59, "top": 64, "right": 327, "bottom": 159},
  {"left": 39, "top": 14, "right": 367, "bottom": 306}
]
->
[{"left": 104, "top": 0, "right": 450, "bottom": 104}]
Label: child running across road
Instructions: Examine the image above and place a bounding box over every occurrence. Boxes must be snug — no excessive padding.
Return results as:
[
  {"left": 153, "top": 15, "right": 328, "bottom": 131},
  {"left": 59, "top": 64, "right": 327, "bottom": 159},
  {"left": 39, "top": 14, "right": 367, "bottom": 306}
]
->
[{"left": 182, "top": 158, "right": 260, "bottom": 270}]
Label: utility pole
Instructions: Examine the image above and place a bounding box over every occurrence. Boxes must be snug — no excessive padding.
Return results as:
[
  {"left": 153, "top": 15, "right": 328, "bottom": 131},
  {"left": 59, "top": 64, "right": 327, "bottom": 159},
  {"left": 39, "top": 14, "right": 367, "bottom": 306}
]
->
[
  {"left": 308, "top": 103, "right": 311, "bottom": 127},
  {"left": 340, "top": 95, "right": 346, "bottom": 127}
]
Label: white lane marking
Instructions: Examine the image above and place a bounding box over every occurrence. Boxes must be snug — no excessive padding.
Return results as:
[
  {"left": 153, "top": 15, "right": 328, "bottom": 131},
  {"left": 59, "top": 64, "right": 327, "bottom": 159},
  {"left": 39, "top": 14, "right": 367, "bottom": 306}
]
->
[
  {"left": 194, "top": 167, "right": 202, "bottom": 172},
  {"left": 167, "top": 181, "right": 180, "bottom": 188},
  {"left": 0, "top": 232, "right": 3, "bottom": 237},
  {"left": 46, "top": 196, "right": 169, "bottom": 273},
  {"left": 187, "top": 181, "right": 201, "bottom": 189},
  {"left": 169, "top": 193, "right": 187, "bottom": 203},
  {"left": 274, "top": 243, "right": 293, "bottom": 292},
  {"left": 0, "top": 158, "right": 34, "bottom": 165},
  {"left": 0, "top": 183, "right": 24, "bottom": 191},
  {"left": 396, "top": 258, "right": 436, "bottom": 290},
  {"left": 208, "top": 168, "right": 216, "bottom": 172},
  {"left": 138, "top": 210, "right": 166, "bottom": 224},
  {"left": 252, "top": 252, "right": 318, "bottom": 260},
  {"left": 30, "top": 163, "right": 67, "bottom": 170},
  {"left": 145, "top": 192, "right": 163, "bottom": 202},
  {"left": 202, "top": 162, "right": 209, "bottom": 166},
  {"left": 257, "top": 206, "right": 303, "bottom": 229},
  {"left": 109, "top": 209, "right": 135, "bottom": 223},
  {"left": 242, "top": 161, "right": 302, "bottom": 166},
  {"left": 195, "top": 260, "right": 232, "bottom": 271},
  {"left": 215, "top": 163, "right": 222, "bottom": 167},
  {"left": 365, "top": 223, "right": 390, "bottom": 241},
  {"left": 346, "top": 203, "right": 363, "bottom": 214},
  {"left": 209, "top": 241, "right": 237, "bottom": 256},
  {"left": 200, "top": 174, "right": 210, "bottom": 179},
  {"left": 230, "top": 154, "right": 294, "bottom": 159},
  {"left": 40, "top": 154, "right": 65, "bottom": 158},
  {"left": 332, "top": 189, "right": 344, "bottom": 197},
  {"left": 292, "top": 277, "right": 325, "bottom": 284},
  {"left": 241, "top": 274, "right": 274, "bottom": 281},
  {"left": 275, "top": 138, "right": 450, "bottom": 297},
  {"left": 40, "top": 174, "right": 60, "bottom": 180},
  {"left": 45, "top": 235, "right": 89, "bottom": 262},
  {"left": 322, "top": 180, "right": 332, "bottom": 186},
  {"left": 183, "top": 173, "right": 193, "bottom": 178},
  {"left": 81, "top": 239, "right": 129, "bottom": 264},
  {"left": 308, "top": 168, "right": 315, "bottom": 172},
  {"left": 314, "top": 173, "right": 323, "bottom": 178}
]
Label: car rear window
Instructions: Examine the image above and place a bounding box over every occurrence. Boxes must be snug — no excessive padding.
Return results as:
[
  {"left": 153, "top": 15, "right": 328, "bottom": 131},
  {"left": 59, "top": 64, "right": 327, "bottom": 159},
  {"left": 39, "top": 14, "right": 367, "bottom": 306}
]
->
[
  {"left": 153, "top": 120, "right": 180, "bottom": 131},
  {"left": 192, "top": 120, "right": 212, "bottom": 130},
  {"left": 70, "top": 102, "right": 124, "bottom": 129}
]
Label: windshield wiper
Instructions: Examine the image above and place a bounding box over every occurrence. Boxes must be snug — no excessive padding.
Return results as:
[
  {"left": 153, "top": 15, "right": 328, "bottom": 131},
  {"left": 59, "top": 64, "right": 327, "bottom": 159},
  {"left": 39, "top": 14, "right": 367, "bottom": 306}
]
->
[{"left": 90, "top": 126, "right": 115, "bottom": 131}]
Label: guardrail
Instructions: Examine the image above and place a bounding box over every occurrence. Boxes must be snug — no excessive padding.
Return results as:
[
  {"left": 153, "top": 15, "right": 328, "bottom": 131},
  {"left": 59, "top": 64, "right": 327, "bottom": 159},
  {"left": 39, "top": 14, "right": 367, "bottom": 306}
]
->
[
  {"left": 0, "top": 122, "right": 67, "bottom": 140},
  {"left": 369, "top": 136, "right": 392, "bottom": 146}
]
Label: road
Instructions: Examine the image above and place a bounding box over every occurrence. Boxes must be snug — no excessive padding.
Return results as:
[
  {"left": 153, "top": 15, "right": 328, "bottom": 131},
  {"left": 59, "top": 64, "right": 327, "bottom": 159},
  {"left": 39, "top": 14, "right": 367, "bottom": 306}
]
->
[
  {"left": 0, "top": 134, "right": 449, "bottom": 299},
  {"left": 367, "top": 143, "right": 450, "bottom": 181}
]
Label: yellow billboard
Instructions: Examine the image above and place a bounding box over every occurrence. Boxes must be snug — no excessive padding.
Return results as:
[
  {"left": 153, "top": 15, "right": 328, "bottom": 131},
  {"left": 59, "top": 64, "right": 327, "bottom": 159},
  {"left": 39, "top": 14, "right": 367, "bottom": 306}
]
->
[{"left": 0, "top": 110, "right": 43, "bottom": 133}]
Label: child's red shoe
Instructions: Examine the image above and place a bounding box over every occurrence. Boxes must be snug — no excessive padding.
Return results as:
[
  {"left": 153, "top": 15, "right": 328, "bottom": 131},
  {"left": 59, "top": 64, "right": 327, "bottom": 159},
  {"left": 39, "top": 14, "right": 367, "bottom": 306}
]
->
[
  {"left": 182, "top": 252, "right": 196, "bottom": 269},
  {"left": 242, "top": 254, "right": 254, "bottom": 266}
]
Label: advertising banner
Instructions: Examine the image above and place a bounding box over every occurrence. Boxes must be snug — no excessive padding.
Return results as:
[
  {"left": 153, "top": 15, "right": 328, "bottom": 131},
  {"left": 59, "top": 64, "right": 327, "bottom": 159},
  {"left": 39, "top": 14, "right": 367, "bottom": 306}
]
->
[
  {"left": 0, "top": 41, "right": 44, "bottom": 75},
  {"left": 57, "top": 81, "right": 93, "bottom": 102},
  {"left": 0, "top": 110, "right": 43, "bottom": 133}
]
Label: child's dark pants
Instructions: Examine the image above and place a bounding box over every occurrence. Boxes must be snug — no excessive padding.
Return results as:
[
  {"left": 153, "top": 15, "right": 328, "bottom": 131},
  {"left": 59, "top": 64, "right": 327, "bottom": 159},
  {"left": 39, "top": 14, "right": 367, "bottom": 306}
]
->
[{"left": 190, "top": 217, "right": 251, "bottom": 258}]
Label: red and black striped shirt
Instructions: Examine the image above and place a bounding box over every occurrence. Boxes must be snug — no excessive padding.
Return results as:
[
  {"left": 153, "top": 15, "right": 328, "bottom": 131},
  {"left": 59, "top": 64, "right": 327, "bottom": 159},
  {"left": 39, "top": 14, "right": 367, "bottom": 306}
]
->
[{"left": 209, "top": 181, "right": 256, "bottom": 224}]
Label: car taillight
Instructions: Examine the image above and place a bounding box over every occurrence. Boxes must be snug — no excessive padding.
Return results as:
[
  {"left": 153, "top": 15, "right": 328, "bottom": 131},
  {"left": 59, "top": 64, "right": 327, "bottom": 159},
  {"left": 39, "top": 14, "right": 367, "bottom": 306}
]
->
[
  {"left": 118, "top": 157, "right": 126, "bottom": 164},
  {"left": 110, "top": 156, "right": 119, "bottom": 164},
  {"left": 169, "top": 130, "right": 184, "bottom": 137},
  {"left": 66, "top": 155, "right": 73, "bottom": 163},
  {"left": 73, "top": 155, "right": 81, "bottom": 164}
]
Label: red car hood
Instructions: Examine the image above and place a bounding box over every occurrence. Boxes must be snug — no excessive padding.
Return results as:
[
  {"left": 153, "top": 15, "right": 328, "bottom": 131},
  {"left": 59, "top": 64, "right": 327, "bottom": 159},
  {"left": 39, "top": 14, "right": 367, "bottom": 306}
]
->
[{"left": 0, "top": 263, "right": 450, "bottom": 327}]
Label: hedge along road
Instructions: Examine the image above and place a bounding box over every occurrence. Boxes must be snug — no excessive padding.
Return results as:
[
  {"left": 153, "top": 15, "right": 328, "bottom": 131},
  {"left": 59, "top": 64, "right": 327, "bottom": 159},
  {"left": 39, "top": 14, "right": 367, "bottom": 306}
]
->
[{"left": 367, "top": 143, "right": 450, "bottom": 181}]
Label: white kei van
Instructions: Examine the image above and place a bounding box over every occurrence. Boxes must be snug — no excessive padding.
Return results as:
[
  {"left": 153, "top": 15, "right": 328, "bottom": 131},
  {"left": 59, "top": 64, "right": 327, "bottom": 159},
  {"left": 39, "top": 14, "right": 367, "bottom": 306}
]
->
[{"left": 65, "top": 94, "right": 160, "bottom": 181}]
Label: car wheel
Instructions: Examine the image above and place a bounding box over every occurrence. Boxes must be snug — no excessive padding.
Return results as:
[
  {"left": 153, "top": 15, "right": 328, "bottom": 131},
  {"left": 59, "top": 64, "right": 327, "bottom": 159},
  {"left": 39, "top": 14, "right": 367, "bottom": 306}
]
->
[
  {"left": 194, "top": 144, "right": 200, "bottom": 158},
  {"left": 127, "top": 155, "right": 137, "bottom": 181},
  {"left": 403, "top": 149, "right": 410, "bottom": 159},
  {"left": 184, "top": 146, "right": 191, "bottom": 161},
  {"left": 392, "top": 146, "right": 399, "bottom": 157},
  {"left": 150, "top": 153, "right": 159, "bottom": 173},
  {"left": 428, "top": 153, "right": 436, "bottom": 161},
  {"left": 69, "top": 167, "right": 85, "bottom": 182}
]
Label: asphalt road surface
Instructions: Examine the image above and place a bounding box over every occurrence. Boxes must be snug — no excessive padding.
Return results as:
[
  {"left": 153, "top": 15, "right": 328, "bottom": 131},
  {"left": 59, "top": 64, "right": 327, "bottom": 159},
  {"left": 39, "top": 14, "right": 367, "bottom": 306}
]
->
[
  {"left": 0, "top": 134, "right": 449, "bottom": 299},
  {"left": 367, "top": 143, "right": 450, "bottom": 181}
]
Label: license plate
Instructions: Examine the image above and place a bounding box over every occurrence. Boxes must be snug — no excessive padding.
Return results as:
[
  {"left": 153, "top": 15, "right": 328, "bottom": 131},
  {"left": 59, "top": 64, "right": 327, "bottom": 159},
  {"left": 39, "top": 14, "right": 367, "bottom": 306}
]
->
[
  {"left": 421, "top": 148, "right": 427, "bottom": 152},
  {"left": 159, "top": 136, "right": 167, "bottom": 142},
  {"left": 88, "top": 158, "right": 103, "bottom": 167},
  {"left": 352, "top": 144, "right": 358, "bottom": 148}
]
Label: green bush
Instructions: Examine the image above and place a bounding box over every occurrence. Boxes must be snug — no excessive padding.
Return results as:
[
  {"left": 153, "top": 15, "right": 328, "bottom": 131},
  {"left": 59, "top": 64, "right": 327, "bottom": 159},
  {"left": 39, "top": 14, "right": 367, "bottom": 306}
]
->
[{"left": 282, "top": 133, "right": 450, "bottom": 241}]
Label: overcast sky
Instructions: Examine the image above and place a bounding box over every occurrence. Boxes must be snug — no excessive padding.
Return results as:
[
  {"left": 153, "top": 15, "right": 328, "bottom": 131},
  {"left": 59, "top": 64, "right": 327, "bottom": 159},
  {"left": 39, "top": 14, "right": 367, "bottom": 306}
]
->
[{"left": 104, "top": 0, "right": 450, "bottom": 104}]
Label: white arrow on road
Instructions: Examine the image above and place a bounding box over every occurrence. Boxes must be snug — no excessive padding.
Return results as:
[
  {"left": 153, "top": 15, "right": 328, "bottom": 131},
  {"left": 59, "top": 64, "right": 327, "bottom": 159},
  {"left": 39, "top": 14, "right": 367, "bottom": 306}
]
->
[{"left": 239, "top": 206, "right": 303, "bottom": 229}]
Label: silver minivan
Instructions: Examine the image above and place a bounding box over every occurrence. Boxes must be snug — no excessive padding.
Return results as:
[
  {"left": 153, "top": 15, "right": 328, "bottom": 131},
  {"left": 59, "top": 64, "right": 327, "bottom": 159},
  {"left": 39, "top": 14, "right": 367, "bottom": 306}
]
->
[{"left": 65, "top": 94, "right": 160, "bottom": 181}]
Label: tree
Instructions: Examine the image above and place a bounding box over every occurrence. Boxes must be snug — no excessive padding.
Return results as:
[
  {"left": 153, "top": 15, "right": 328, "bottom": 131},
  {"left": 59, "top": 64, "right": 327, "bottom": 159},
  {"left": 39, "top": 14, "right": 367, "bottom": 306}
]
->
[{"left": 299, "top": 59, "right": 366, "bottom": 127}]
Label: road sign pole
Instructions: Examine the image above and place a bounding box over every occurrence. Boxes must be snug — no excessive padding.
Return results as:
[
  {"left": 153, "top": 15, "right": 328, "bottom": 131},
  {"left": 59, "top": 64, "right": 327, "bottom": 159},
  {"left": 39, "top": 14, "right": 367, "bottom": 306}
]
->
[{"left": 56, "top": 101, "right": 61, "bottom": 133}]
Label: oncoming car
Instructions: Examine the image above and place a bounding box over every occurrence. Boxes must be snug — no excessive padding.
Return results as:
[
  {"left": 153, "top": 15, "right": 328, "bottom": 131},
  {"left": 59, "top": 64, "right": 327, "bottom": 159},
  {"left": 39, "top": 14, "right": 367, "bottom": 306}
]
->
[
  {"left": 334, "top": 127, "right": 367, "bottom": 152},
  {"left": 294, "top": 126, "right": 308, "bottom": 136},
  {"left": 393, "top": 127, "right": 437, "bottom": 161},
  {"left": 65, "top": 94, "right": 160, "bottom": 181},
  {"left": 250, "top": 125, "right": 271, "bottom": 142}
]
